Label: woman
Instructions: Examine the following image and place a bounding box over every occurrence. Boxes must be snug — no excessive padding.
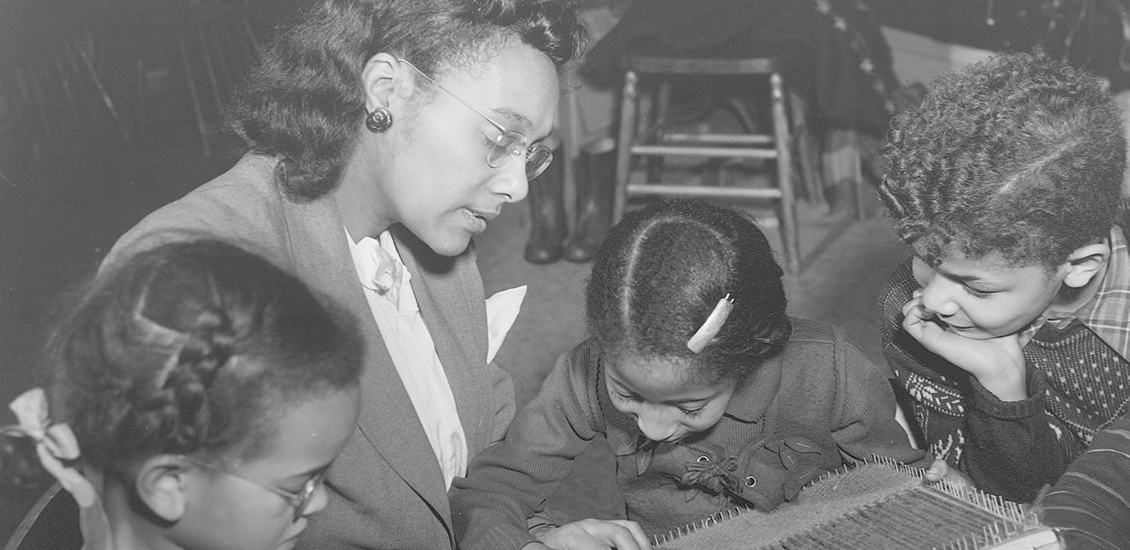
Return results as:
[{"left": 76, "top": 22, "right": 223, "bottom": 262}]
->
[{"left": 102, "top": 1, "right": 587, "bottom": 548}]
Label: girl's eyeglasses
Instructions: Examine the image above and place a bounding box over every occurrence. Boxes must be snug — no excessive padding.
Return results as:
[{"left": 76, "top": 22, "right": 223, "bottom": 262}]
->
[
  {"left": 398, "top": 59, "right": 553, "bottom": 180},
  {"left": 179, "top": 454, "right": 325, "bottom": 522}
]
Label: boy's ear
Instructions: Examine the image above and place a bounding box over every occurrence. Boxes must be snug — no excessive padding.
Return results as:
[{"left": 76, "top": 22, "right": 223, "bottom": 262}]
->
[
  {"left": 135, "top": 455, "right": 191, "bottom": 523},
  {"left": 1062, "top": 242, "right": 1111, "bottom": 289},
  {"left": 360, "top": 52, "right": 414, "bottom": 111}
]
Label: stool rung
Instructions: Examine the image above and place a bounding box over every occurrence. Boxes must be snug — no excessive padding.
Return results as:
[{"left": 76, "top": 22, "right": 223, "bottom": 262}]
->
[
  {"left": 626, "top": 183, "right": 783, "bottom": 200},
  {"left": 662, "top": 133, "right": 773, "bottom": 145},
  {"left": 630, "top": 145, "right": 777, "bottom": 159}
]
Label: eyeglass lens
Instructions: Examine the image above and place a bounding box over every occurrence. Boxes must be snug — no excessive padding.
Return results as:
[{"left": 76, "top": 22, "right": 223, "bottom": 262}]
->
[
  {"left": 291, "top": 470, "right": 326, "bottom": 519},
  {"left": 487, "top": 132, "right": 552, "bottom": 179}
]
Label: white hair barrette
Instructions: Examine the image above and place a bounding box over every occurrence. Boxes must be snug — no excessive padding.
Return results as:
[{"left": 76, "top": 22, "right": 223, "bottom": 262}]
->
[{"left": 687, "top": 294, "right": 734, "bottom": 353}]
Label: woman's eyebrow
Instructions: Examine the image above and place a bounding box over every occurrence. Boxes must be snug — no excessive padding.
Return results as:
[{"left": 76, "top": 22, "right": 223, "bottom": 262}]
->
[{"left": 490, "top": 107, "right": 532, "bottom": 130}]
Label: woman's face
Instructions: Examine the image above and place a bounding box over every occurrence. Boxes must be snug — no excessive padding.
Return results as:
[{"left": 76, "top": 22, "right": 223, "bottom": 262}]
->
[
  {"left": 174, "top": 388, "right": 361, "bottom": 550},
  {"left": 365, "top": 40, "right": 559, "bottom": 256}
]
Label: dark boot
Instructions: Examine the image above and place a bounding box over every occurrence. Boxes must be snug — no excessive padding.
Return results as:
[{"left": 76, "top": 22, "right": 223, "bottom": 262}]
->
[
  {"left": 562, "top": 149, "right": 615, "bottom": 263},
  {"left": 523, "top": 147, "right": 568, "bottom": 264}
]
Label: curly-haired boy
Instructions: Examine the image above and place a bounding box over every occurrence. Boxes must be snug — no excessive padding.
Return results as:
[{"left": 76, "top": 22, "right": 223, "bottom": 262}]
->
[{"left": 878, "top": 50, "right": 1130, "bottom": 503}]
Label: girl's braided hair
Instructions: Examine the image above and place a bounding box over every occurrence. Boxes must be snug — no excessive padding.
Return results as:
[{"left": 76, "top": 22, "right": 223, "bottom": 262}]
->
[{"left": 48, "top": 240, "right": 362, "bottom": 476}]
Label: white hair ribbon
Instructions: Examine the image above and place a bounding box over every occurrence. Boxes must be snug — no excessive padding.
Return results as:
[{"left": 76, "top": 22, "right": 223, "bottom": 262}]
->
[{"left": 8, "top": 388, "right": 112, "bottom": 550}]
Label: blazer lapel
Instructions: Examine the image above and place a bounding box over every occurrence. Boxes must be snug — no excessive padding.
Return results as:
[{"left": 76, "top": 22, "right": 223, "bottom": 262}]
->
[
  {"left": 392, "top": 225, "right": 493, "bottom": 453},
  {"left": 274, "top": 196, "right": 451, "bottom": 518}
]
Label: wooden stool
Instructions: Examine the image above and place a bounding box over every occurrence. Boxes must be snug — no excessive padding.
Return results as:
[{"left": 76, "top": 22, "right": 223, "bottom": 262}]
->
[{"left": 613, "top": 54, "right": 822, "bottom": 273}]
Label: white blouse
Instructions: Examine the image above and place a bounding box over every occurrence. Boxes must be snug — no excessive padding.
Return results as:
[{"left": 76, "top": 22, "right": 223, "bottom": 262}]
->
[{"left": 347, "top": 229, "right": 468, "bottom": 488}]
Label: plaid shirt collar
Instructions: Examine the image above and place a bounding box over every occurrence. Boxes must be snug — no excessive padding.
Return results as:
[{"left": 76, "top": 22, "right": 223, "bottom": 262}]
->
[{"left": 1019, "top": 225, "right": 1130, "bottom": 359}]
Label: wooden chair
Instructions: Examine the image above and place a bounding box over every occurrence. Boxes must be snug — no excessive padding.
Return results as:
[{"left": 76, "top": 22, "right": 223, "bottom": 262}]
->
[
  {"left": 612, "top": 54, "right": 829, "bottom": 273},
  {"left": 0, "top": 1, "right": 130, "bottom": 175},
  {"left": 133, "top": 0, "right": 262, "bottom": 156},
  {"left": 3, "top": 484, "right": 82, "bottom": 550}
]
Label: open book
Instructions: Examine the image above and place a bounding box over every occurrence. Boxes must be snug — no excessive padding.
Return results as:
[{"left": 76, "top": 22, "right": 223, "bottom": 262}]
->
[{"left": 652, "top": 457, "right": 1060, "bottom": 550}]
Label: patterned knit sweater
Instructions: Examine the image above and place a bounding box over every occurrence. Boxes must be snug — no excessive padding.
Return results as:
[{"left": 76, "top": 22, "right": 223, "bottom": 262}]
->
[
  {"left": 880, "top": 260, "right": 1130, "bottom": 504},
  {"left": 451, "top": 319, "right": 931, "bottom": 550}
]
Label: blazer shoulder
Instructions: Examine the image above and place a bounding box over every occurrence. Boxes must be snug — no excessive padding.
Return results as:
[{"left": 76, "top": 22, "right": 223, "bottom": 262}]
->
[{"left": 103, "top": 156, "right": 288, "bottom": 272}]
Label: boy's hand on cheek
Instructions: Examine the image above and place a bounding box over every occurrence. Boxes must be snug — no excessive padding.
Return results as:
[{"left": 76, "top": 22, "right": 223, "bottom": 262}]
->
[
  {"left": 902, "top": 293, "right": 1028, "bottom": 401},
  {"left": 534, "top": 519, "right": 651, "bottom": 550}
]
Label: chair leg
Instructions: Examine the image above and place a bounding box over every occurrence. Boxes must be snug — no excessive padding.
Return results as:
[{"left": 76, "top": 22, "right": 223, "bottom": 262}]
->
[
  {"left": 74, "top": 38, "right": 130, "bottom": 142},
  {"left": 135, "top": 59, "right": 146, "bottom": 143},
  {"left": 771, "top": 72, "right": 800, "bottom": 274},
  {"left": 789, "top": 91, "right": 822, "bottom": 205},
  {"left": 613, "top": 70, "right": 639, "bottom": 223},
  {"left": 177, "top": 36, "right": 211, "bottom": 156},
  {"left": 198, "top": 28, "right": 224, "bottom": 111},
  {"left": 646, "top": 79, "right": 671, "bottom": 184}
]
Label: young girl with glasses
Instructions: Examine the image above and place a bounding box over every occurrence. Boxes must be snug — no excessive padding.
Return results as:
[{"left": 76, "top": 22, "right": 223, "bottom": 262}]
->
[
  {"left": 450, "top": 200, "right": 953, "bottom": 550},
  {"left": 5, "top": 240, "right": 362, "bottom": 550}
]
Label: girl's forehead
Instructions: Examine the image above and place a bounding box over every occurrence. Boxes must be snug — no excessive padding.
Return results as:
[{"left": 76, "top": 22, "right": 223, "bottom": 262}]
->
[{"left": 607, "top": 355, "right": 724, "bottom": 400}]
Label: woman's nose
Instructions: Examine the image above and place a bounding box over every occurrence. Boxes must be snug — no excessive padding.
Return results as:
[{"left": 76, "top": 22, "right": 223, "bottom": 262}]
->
[{"left": 491, "top": 159, "right": 529, "bottom": 203}]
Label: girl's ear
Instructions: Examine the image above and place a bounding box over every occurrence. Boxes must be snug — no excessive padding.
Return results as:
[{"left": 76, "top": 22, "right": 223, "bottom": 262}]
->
[
  {"left": 1062, "top": 242, "right": 1111, "bottom": 289},
  {"left": 360, "top": 52, "right": 416, "bottom": 112},
  {"left": 134, "top": 455, "right": 191, "bottom": 522}
]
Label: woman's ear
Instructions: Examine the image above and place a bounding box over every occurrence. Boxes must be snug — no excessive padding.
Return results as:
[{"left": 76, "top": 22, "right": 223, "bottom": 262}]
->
[
  {"left": 1062, "top": 242, "right": 1111, "bottom": 289},
  {"left": 134, "top": 455, "right": 191, "bottom": 523},
  {"left": 360, "top": 52, "right": 414, "bottom": 111}
]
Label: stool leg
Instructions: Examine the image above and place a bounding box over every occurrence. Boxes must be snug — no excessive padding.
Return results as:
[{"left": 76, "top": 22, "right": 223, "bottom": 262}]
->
[
  {"left": 789, "top": 90, "right": 823, "bottom": 205},
  {"left": 646, "top": 79, "right": 672, "bottom": 184},
  {"left": 614, "top": 70, "right": 639, "bottom": 222},
  {"left": 771, "top": 72, "right": 800, "bottom": 274}
]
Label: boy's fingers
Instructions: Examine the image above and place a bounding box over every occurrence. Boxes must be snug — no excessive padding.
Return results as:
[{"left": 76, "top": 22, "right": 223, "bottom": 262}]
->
[{"left": 924, "top": 458, "right": 948, "bottom": 481}]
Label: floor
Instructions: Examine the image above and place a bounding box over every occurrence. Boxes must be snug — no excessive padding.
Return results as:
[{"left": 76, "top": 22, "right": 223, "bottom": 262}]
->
[{"left": 0, "top": 119, "right": 911, "bottom": 541}]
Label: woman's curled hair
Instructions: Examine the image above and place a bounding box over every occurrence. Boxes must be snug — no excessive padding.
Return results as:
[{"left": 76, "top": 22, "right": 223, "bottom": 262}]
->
[{"left": 225, "top": 0, "right": 587, "bottom": 201}]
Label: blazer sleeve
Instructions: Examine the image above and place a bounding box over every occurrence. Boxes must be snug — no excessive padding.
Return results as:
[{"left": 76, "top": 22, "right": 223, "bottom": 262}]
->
[
  {"left": 487, "top": 360, "right": 517, "bottom": 445},
  {"left": 450, "top": 344, "right": 604, "bottom": 550}
]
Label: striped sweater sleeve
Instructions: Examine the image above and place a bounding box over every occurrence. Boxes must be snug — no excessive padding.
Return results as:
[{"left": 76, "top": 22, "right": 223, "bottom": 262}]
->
[{"left": 1037, "top": 414, "right": 1130, "bottom": 549}]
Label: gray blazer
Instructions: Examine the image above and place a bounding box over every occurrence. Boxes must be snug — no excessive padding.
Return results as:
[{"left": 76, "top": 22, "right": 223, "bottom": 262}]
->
[{"left": 104, "top": 154, "right": 516, "bottom": 549}]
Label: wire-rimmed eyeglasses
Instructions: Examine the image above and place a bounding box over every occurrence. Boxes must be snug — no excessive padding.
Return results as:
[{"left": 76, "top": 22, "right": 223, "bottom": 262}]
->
[
  {"left": 180, "top": 454, "right": 325, "bottom": 522},
  {"left": 398, "top": 58, "right": 553, "bottom": 180}
]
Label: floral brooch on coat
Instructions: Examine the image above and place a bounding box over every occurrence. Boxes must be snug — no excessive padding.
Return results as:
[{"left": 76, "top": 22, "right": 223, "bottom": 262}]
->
[{"left": 676, "top": 435, "right": 828, "bottom": 512}]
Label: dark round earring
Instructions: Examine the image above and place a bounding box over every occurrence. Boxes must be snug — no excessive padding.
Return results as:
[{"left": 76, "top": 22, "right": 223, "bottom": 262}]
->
[{"left": 365, "top": 107, "right": 394, "bottom": 133}]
